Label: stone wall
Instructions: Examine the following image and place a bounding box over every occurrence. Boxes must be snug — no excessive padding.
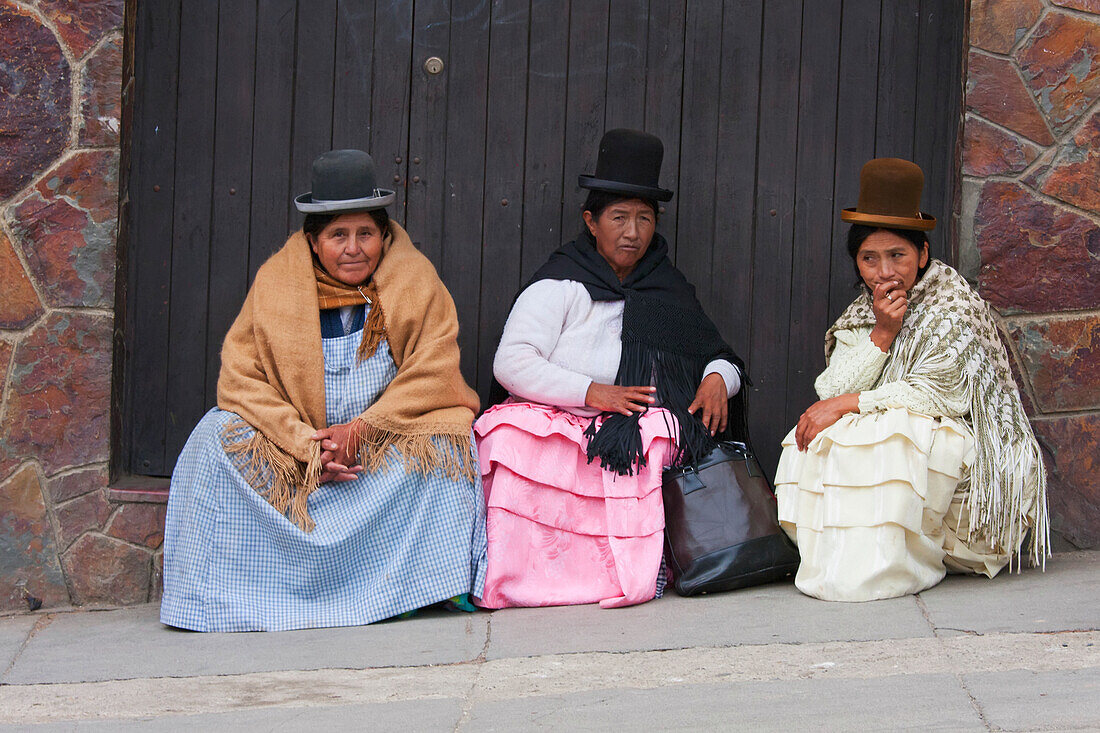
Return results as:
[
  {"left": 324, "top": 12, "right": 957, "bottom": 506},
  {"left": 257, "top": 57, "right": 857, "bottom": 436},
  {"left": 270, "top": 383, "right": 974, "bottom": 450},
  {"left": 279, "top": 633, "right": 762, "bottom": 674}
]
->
[
  {"left": 964, "top": 0, "right": 1100, "bottom": 550},
  {"left": 0, "top": 0, "right": 164, "bottom": 613}
]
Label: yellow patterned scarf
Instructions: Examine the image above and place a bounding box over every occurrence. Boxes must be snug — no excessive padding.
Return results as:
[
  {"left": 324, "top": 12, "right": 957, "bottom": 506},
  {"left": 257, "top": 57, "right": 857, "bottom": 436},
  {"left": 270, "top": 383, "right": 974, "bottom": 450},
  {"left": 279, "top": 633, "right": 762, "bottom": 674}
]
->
[
  {"left": 313, "top": 266, "right": 387, "bottom": 361},
  {"left": 216, "top": 222, "right": 480, "bottom": 530}
]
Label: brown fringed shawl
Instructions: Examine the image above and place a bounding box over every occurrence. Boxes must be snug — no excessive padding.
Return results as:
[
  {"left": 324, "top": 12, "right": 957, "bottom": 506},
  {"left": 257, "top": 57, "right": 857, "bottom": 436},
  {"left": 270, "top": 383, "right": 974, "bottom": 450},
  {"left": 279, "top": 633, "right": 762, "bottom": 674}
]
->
[{"left": 216, "top": 221, "right": 480, "bottom": 531}]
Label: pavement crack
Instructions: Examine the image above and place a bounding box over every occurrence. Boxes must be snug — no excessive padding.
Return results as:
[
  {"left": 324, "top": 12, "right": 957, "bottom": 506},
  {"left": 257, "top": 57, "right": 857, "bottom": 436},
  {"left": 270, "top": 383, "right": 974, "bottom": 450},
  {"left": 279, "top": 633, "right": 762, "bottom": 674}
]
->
[
  {"left": 937, "top": 627, "right": 982, "bottom": 636},
  {"left": 3, "top": 613, "right": 53, "bottom": 682},
  {"left": 454, "top": 615, "right": 491, "bottom": 731},
  {"left": 915, "top": 595, "right": 993, "bottom": 729},
  {"left": 914, "top": 593, "right": 942, "bottom": 638},
  {"left": 955, "top": 672, "right": 994, "bottom": 731}
]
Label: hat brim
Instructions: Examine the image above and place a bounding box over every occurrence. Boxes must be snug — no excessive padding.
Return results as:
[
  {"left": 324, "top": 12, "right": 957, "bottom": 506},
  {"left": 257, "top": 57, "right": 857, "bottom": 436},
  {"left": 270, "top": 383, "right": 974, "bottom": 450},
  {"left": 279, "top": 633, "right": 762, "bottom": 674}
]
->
[
  {"left": 577, "top": 175, "right": 673, "bottom": 202},
  {"left": 294, "top": 190, "right": 396, "bottom": 213},
  {"left": 841, "top": 207, "right": 936, "bottom": 231}
]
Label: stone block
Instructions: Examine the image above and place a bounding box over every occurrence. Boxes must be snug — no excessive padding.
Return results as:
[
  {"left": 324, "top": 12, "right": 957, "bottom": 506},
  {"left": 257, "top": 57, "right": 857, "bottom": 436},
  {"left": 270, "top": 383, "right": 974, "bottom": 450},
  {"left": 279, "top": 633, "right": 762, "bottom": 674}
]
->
[
  {"left": 961, "top": 115, "right": 1042, "bottom": 177},
  {"left": 0, "top": 2, "right": 70, "bottom": 201},
  {"left": 61, "top": 533, "right": 150, "bottom": 606},
  {"left": 0, "top": 466, "right": 69, "bottom": 613},
  {"left": 0, "top": 312, "right": 112, "bottom": 476},
  {"left": 1016, "top": 10, "right": 1100, "bottom": 136},
  {"left": 37, "top": 0, "right": 123, "bottom": 59},
  {"left": 0, "top": 231, "right": 43, "bottom": 330},
  {"left": 79, "top": 34, "right": 122, "bottom": 146},
  {"left": 106, "top": 503, "right": 166, "bottom": 549},
  {"left": 1036, "top": 109, "right": 1100, "bottom": 213},
  {"left": 970, "top": 0, "right": 1043, "bottom": 54},
  {"left": 1010, "top": 315, "right": 1100, "bottom": 412},
  {"left": 966, "top": 51, "right": 1054, "bottom": 145},
  {"left": 1005, "top": 342, "right": 1037, "bottom": 416},
  {"left": 54, "top": 488, "right": 110, "bottom": 550},
  {"left": 46, "top": 465, "right": 109, "bottom": 504},
  {"left": 150, "top": 550, "right": 163, "bottom": 602},
  {"left": 1021, "top": 147, "right": 1058, "bottom": 188},
  {"left": 1032, "top": 414, "right": 1100, "bottom": 548},
  {"left": 1050, "top": 0, "right": 1100, "bottom": 10},
  {"left": 0, "top": 340, "right": 10, "bottom": 392},
  {"left": 8, "top": 150, "right": 119, "bottom": 308},
  {"left": 975, "top": 181, "right": 1100, "bottom": 313}
]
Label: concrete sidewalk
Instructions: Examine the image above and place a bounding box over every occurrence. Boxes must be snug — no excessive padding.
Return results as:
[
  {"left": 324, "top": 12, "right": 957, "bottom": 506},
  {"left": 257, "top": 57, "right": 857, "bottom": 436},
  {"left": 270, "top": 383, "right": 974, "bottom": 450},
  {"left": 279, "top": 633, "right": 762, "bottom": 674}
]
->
[{"left": 0, "top": 551, "right": 1096, "bottom": 731}]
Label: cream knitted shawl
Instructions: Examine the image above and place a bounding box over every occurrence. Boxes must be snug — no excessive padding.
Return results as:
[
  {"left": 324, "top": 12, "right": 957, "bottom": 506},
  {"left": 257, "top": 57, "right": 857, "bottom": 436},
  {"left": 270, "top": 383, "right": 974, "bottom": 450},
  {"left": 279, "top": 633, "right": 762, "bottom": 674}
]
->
[{"left": 826, "top": 259, "right": 1049, "bottom": 566}]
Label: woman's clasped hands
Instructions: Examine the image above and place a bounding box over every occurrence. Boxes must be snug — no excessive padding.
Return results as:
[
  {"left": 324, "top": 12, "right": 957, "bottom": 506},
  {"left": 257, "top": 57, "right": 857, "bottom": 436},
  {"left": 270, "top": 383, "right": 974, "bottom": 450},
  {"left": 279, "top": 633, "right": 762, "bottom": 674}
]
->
[{"left": 311, "top": 422, "right": 363, "bottom": 483}]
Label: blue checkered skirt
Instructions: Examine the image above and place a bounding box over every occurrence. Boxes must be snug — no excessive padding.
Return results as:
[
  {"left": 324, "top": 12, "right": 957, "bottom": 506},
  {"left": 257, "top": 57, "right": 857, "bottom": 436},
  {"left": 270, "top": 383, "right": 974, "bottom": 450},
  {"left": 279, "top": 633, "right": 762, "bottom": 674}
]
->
[{"left": 160, "top": 328, "right": 487, "bottom": 632}]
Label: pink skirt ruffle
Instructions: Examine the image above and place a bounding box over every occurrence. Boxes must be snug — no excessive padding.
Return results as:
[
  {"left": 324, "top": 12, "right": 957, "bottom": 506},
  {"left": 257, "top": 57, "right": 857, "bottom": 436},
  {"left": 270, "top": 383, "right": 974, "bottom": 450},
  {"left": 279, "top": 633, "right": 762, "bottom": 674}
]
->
[{"left": 474, "top": 401, "right": 678, "bottom": 609}]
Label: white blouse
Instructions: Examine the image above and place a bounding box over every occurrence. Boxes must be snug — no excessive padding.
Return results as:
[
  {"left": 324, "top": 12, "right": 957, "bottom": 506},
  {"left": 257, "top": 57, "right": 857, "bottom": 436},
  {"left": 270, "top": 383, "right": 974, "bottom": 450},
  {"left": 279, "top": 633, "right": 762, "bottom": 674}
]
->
[
  {"left": 816, "top": 326, "right": 968, "bottom": 417},
  {"left": 494, "top": 279, "right": 741, "bottom": 417}
]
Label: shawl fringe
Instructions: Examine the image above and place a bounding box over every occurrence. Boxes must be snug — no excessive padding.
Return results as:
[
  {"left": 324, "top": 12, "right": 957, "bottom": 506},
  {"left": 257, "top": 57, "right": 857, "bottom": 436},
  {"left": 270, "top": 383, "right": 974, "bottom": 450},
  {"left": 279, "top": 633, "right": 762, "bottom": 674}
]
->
[
  {"left": 881, "top": 325, "right": 1049, "bottom": 568},
  {"left": 584, "top": 412, "right": 646, "bottom": 475},
  {"left": 583, "top": 341, "right": 718, "bottom": 475},
  {"left": 357, "top": 282, "right": 387, "bottom": 361},
  {"left": 221, "top": 418, "right": 322, "bottom": 532},
  {"left": 351, "top": 417, "right": 477, "bottom": 485}
]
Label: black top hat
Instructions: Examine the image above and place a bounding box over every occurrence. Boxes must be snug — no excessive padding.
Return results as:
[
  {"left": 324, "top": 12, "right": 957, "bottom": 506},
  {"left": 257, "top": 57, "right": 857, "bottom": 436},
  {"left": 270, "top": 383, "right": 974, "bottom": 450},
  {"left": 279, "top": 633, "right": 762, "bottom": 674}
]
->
[
  {"left": 294, "top": 149, "right": 396, "bottom": 213},
  {"left": 578, "top": 129, "right": 674, "bottom": 202}
]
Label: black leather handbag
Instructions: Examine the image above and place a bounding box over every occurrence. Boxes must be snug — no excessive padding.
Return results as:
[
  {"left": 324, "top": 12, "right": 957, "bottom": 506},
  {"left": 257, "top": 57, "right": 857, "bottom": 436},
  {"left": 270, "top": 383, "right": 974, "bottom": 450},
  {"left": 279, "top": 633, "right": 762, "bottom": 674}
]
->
[{"left": 662, "top": 440, "right": 800, "bottom": 596}]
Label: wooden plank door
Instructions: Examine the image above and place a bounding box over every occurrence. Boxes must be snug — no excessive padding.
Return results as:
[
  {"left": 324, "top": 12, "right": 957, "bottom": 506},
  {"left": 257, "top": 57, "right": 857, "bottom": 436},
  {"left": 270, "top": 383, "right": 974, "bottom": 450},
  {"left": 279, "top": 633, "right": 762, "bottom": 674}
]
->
[{"left": 121, "top": 0, "right": 966, "bottom": 478}]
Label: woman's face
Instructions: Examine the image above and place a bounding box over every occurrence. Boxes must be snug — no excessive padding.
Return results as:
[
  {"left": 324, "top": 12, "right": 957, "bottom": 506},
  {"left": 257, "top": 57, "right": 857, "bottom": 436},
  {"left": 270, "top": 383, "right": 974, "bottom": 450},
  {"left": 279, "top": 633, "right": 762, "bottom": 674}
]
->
[
  {"left": 583, "top": 198, "right": 656, "bottom": 280},
  {"left": 309, "top": 212, "right": 384, "bottom": 286},
  {"left": 855, "top": 229, "right": 929, "bottom": 294}
]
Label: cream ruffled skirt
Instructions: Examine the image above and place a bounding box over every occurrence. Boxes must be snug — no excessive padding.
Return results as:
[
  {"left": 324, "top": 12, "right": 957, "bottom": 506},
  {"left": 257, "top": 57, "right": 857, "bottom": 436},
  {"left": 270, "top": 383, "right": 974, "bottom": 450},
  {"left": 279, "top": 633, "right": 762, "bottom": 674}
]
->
[{"left": 775, "top": 408, "right": 1011, "bottom": 602}]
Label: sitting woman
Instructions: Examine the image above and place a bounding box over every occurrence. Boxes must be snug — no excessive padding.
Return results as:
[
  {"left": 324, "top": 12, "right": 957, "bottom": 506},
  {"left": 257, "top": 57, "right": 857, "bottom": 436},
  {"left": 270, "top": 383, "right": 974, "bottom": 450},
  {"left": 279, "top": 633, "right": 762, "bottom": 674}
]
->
[
  {"left": 475, "top": 129, "right": 744, "bottom": 609},
  {"left": 161, "top": 150, "right": 486, "bottom": 631},
  {"left": 775, "top": 158, "right": 1048, "bottom": 602}
]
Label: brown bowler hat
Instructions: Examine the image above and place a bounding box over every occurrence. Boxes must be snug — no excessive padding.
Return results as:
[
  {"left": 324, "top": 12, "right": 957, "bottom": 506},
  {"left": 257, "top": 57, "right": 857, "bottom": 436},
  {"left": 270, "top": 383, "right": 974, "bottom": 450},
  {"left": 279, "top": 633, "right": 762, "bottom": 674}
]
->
[{"left": 841, "top": 158, "right": 936, "bottom": 231}]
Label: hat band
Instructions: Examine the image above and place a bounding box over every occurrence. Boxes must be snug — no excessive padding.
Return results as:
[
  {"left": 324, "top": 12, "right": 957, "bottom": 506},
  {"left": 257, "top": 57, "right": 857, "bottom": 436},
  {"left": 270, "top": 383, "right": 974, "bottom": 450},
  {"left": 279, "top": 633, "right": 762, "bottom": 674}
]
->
[
  {"left": 312, "top": 189, "right": 387, "bottom": 204},
  {"left": 841, "top": 207, "right": 936, "bottom": 231}
]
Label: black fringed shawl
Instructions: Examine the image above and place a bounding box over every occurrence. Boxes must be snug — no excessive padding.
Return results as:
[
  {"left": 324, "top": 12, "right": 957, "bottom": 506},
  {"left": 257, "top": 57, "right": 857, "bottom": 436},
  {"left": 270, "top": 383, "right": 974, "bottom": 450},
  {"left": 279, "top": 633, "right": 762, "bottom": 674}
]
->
[{"left": 519, "top": 230, "right": 745, "bottom": 475}]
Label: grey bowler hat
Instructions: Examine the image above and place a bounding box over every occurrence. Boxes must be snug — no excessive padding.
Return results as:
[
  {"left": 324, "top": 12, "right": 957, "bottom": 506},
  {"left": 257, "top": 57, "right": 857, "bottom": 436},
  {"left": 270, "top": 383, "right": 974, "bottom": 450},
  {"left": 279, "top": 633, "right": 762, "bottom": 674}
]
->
[{"left": 294, "top": 149, "right": 396, "bottom": 213}]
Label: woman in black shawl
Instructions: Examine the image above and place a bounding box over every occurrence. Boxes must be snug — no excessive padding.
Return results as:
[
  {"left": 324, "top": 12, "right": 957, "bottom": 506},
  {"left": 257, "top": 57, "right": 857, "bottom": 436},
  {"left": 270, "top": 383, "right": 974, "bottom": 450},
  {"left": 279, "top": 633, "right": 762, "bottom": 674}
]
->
[{"left": 474, "top": 130, "right": 744, "bottom": 609}]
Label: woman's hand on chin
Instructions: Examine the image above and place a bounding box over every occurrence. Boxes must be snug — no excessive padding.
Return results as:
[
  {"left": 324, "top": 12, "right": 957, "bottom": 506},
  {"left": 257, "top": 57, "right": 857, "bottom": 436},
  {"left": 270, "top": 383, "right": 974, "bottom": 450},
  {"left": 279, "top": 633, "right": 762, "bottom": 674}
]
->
[
  {"left": 795, "top": 393, "right": 860, "bottom": 451},
  {"left": 311, "top": 423, "right": 363, "bottom": 483},
  {"left": 585, "top": 383, "right": 657, "bottom": 416},
  {"left": 870, "top": 280, "right": 908, "bottom": 352},
  {"left": 688, "top": 373, "right": 728, "bottom": 436}
]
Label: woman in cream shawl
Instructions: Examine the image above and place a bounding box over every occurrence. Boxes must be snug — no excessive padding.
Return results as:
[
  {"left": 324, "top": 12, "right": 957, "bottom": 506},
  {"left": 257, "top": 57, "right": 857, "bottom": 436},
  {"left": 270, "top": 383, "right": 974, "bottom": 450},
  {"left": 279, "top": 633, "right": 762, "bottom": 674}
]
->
[
  {"left": 775, "top": 158, "right": 1048, "bottom": 602},
  {"left": 161, "top": 150, "right": 487, "bottom": 631}
]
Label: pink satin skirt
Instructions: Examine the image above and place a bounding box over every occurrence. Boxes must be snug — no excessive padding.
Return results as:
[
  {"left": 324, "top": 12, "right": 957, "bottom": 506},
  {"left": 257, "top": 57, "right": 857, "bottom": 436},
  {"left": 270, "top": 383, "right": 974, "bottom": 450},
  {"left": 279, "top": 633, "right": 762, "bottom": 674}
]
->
[{"left": 473, "top": 401, "right": 678, "bottom": 609}]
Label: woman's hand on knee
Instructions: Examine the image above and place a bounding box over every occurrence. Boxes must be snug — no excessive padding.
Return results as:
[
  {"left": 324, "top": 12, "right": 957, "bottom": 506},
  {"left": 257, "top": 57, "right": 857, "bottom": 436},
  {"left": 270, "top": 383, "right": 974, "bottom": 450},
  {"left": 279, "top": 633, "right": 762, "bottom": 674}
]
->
[
  {"left": 311, "top": 423, "right": 363, "bottom": 483},
  {"left": 795, "top": 393, "right": 860, "bottom": 451},
  {"left": 585, "top": 382, "right": 657, "bottom": 416},
  {"left": 688, "top": 373, "right": 728, "bottom": 436}
]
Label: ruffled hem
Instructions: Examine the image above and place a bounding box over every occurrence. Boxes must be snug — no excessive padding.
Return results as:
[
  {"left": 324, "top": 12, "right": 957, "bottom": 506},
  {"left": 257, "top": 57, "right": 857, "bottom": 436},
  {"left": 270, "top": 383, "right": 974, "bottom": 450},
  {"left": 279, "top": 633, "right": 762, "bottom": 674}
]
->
[{"left": 774, "top": 408, "right": 1005, "bottom": 601}]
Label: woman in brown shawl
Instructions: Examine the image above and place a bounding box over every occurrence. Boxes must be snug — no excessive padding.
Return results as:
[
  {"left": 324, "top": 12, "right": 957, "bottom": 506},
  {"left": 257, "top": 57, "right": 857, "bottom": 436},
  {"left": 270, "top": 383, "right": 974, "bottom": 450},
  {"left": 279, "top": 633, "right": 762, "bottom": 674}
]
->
[{"left": 161, "top": 150, "right": 487, "bottom": 632}]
